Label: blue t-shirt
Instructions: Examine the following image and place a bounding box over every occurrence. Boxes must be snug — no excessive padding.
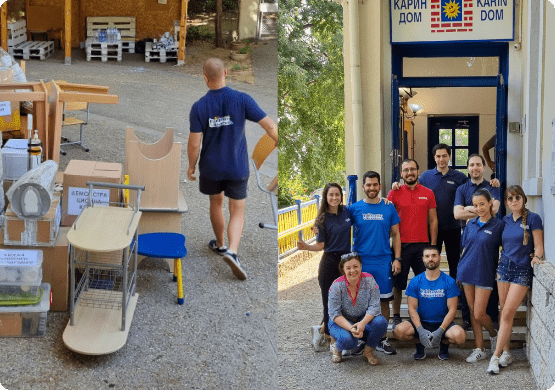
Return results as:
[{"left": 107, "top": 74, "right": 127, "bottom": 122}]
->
[
  {"left": 501, "top": 211, "right": 543, "bottom": 268},
  {"left": 348, "top": 199, "right": 400, "bottom": 259},
  {"left": 454, "top": 179, "right": 500, "bottom": 228},
  {"left": 315, "top": 206, "right": 352, "bottom": 254},
  {"left": 457, "top": 216, "right": 503, "bottom": 287},
  {"left": 405, "top": 272, "right": 460, "bottom": 323},
  {"left": 418, "top": 167, "right": 468, "bottom": 231},
  {"left": 189, "top": 86, "right": 267, "bottom": 180}
]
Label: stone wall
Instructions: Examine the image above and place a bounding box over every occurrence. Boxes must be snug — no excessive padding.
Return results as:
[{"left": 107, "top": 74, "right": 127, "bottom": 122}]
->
[{"left": 527, "top": 262, "right": 555, "bottom": 390}]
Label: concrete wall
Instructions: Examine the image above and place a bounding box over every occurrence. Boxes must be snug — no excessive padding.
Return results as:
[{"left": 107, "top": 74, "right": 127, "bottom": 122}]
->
[{"left": 527, "top": 2, "right": 555, "bottom": 389}]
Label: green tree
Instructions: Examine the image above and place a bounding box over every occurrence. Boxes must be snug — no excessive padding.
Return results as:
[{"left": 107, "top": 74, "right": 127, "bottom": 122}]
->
[{"left": 278, "top": 0, "right": 345, "bottom": 207}]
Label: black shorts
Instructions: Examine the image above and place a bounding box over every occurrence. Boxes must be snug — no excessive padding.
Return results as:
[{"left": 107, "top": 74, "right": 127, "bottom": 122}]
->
[
  {"left": 199, "top": 176, "right": 248, "bottom": 200},
  {"left": 408, "top": 319, "right": 456, "bottom": 340},
  {"left": 394, "top": 242, "right": 427, "bottom": 291}
]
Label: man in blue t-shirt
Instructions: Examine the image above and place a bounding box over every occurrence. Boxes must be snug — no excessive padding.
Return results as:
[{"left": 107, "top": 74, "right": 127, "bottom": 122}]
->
[
  {"left": 394, "top": 246, "right": 466, "bottom": 360},
  {"left": 349, "top": 170, "right": 401, "bottom": 355},
  {"left": 187, "top": 58, "right": 278, "bottom": 280}
]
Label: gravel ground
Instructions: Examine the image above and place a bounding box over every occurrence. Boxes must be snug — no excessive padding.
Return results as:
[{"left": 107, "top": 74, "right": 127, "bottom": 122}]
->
[
  {"left": 0, "top": 40, "right": 277, "bottom": 390},
  {"left": 278, "top": 254, "right": 539, "bottom": 390}
]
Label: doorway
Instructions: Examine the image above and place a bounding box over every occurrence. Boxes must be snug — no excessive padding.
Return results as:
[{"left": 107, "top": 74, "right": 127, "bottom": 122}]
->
[{"left": 427, "top": 116, "right": 479, "bottom": 174}]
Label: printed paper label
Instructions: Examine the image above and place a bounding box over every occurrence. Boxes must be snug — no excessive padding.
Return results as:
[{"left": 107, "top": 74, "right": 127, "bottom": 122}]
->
[{"left": 67, "top": 187, "right": 110, "bottom": 215}]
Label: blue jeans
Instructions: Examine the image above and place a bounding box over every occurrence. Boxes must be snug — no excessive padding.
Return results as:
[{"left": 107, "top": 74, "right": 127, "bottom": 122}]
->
[
  {"left": 496, "top": 259, "right": 532, "bottom": 288},
  {"left": 329, "top": 315, "right": 388, "bottom": 351}
]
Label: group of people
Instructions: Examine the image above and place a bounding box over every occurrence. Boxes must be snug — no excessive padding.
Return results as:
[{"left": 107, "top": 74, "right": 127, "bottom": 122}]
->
[{"left": 299, "top": 143, "right": 544, "bottom": 374}]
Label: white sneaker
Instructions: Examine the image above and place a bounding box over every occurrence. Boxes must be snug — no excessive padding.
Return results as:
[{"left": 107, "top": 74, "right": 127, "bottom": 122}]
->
[
  {"left": 487, "top": 355, "right": 500, "bottom": 374},
  {"left": 466, "top": 348, "right": 487, "bottom": 363},
  {"left": 499, "top": 351, "right": 513, "bottom": 367},
  {"left": 490, "top": 334, "right": 498, "bottom": 354}
]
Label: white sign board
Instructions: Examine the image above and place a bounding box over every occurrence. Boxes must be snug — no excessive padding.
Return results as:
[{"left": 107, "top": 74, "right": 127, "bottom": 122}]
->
[
  {"left": 0, "top": 101, "right": 11, "bottom": 116},
  {"left": 0, "top": 250, "right": 40, "bottom": 267},
  {"left": 67, "top": 187, "right": 110, "bottom": 215},
  {"left": 391, "top": 0, "right": 514, "bottom": 43}
]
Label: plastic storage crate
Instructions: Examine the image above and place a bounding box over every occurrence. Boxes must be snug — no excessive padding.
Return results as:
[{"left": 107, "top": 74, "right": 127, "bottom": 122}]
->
[
  {"left": 0, "top": 249, "right": 43, "bottom": 302},
  {"left": 2, "top": 139, "right": 29, "bottom": 181},
  {"left": 0, "top": 283, "right": 51, "bottom": 337}
]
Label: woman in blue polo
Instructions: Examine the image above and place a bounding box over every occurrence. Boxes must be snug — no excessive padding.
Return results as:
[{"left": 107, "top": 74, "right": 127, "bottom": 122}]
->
[
  {"left": 487, "top": 185, "right": 544, "bottom": 375},
  {"left": 457, "top": 188, "right": 503, "bottom": 364},
  {"left": 297, "top": 183, "right": 351, "bottom": 351}
]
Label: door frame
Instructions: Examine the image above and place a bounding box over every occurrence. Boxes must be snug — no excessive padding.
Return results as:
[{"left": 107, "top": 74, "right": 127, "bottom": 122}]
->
[{"left": 391, "top": 41, "right": 509, "bottom": 214}]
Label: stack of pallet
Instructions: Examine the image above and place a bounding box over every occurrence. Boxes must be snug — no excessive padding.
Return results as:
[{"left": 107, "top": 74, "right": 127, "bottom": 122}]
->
[
  {"left": 144, "top": 41, "right": 178, "bottom": 63},
  {"left": 86, "top": 17, "right": 136, "bottom": 54},
  {"left": 84, "top": 38, "right": 122, "bottom": 62},
  {"left": 7, "top": 21, "right": 54, "bottom": 61}
]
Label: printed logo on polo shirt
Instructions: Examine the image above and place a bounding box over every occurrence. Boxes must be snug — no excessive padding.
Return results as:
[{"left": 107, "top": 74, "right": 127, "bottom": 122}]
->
[
  {"left": 519, "top": 224, "right": 529, "bottom": 229},
  {"left": 484, "top": 230, "right": 492, "bottom": 235},
  {"left": 447, "top": 180, "right": 455, "bottom": 185},
  {"left": 362, "top": 213, "right": 384, "bottom": 221},
  {"left": 209, "top": 116, "right": 233, "bottom": 127},
  {"left": 418, "top": 197, "right": 428, "bottom": 200},
  {"left": 346, "top": 218, "right": 351, "bottom": 222},
  {"left": 420, "top": 288, "right": 445, "bottom": 298}
]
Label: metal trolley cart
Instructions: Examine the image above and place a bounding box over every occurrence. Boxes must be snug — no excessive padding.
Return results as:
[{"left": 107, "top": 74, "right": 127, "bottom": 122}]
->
[{"left": 63, "top": 181, "right": 144, "bottom": 355}]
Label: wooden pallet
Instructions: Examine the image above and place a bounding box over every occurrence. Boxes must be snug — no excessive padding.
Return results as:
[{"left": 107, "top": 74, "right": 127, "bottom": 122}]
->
[
  {"left": 10, "top": 41, "right": 54, "bottom": 60},
  {"left": 8, "top": 20, "right": 27, "bottom": 48},
  {"left": 86, "top": 16, "right": 135, "bottom": 42},
  {"left": 144, "top": 42, "right": 177, "bottom": 63},
  {"left": 121, "top": 40, "right": 135, "bottom": 53},
  {"left": 85, "top": 38, "right": 122, "bottom": 62}
]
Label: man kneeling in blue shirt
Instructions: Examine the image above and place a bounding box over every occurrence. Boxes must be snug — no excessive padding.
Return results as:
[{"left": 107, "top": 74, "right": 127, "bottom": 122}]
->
[{"left": 393, "top": 246, "right": 466, "bottom": 360}]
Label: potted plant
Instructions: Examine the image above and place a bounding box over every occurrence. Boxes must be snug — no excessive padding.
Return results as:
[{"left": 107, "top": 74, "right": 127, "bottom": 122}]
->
[{"left": 230, "top": 46, "right": 250, "bottom": 61}]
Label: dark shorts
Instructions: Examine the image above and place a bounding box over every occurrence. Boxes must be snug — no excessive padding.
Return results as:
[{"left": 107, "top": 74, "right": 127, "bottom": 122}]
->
[
  {"left": 394, "top": 243, "right": 427, "bottom": 291},
  {"left": 496, "top": 259, "right": 532, "bottom": 288},
  {"left": 199, "top": 176, "right": 248, "bottom": 200},
  {"left": 408, "top": 319, "right": 456, "bottom": 340}
]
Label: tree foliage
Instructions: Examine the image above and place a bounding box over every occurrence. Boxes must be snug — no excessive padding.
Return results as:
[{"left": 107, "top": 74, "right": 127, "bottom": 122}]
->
[{"left": 278, "top": 0, "right": 345, "bottom": 207}]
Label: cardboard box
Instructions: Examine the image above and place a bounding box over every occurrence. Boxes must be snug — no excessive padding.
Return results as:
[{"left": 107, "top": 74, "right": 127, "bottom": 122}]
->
[
  {"left": 4, "top": 196, "right": 62, "bottom": 246},
  {"left": 0, "top": 69, "right": 21, "bottom": 132},
  {"left": 62, "top": 160, "right": 122, "bottom": 226},
  {"left": 0, "top": 227, "right": 70, "bottom": 312}
]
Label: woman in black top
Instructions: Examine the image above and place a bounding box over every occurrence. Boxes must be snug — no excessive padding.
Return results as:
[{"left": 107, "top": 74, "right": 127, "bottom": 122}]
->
[{"left": 298, "top": 182, "right": 352, "bottom": 351}]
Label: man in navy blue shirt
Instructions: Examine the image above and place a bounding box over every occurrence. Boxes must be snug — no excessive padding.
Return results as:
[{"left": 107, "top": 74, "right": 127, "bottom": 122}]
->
[
  {"left": 187, "top": 58, "right": 277, "bottom": 280},
  {"left": 419, "top": 144, "right": 468, "bottom": 280}
]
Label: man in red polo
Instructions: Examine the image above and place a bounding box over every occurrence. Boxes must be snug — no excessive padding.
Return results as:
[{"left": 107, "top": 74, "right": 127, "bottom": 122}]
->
[{"left": 387, "top": 159, "right": 438, "bottom": 328}]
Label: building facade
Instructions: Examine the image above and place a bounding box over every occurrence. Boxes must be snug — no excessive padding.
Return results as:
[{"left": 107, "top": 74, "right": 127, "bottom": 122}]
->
[{"left": 341, "top": 1, "right": 554, "bottom": 387}]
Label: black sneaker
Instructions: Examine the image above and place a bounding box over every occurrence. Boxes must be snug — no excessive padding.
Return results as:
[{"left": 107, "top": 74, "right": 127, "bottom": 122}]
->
[
  {"left": 392, "top": 314, "right": 402, "bottom": 329},
  {"left": 208, "top": 239, "right": 228, "bottom": 256},
  {"left": 375, "top": 337, "right": 397, "bottom": 355},
  {"left": 223, "top": 252, "right": 247, "bottom": 280},
  {"left": 438, "top": 342, "right": 450, "bottom": 360},
  {"left": 414, "top": 343, "right": 426, "bottom": 360}
]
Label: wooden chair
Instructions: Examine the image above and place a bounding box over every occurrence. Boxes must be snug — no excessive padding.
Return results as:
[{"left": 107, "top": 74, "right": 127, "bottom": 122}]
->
[
  {"left": 60, "top": 100, "right": 90, "bottom": 155},
  {"left": 251, "top": 133, "right": 277, "bottom": 230}
]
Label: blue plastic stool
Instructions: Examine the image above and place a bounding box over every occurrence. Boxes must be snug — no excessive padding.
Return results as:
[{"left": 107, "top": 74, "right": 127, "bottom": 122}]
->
[{"left": 136, "top": 233, "right": 187, "bottom": 305}]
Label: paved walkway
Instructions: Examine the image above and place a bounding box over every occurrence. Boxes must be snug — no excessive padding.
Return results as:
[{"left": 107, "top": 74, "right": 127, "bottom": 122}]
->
[
  {"left": 0, "top": 41, "right": 277, "bottom": 389},
  {"left": 278, "top": 253, "right": 538, "bottom": 390}
]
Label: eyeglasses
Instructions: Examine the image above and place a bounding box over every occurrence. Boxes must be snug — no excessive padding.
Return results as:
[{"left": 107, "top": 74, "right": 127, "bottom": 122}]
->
[
  {"left": 507, "top": 195, "right": 522, "bottom": 202},
  {"left": 401, "top": 168, "right": 418, "bottom": 173},
  {"left": 341, "top": 252, "right": 358, "bottom": 260}
]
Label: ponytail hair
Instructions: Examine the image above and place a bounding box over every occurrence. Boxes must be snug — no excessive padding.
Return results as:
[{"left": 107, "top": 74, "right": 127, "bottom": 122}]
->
[{"left": 505, "top": 185, "right": 529, "bottom": 245}]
